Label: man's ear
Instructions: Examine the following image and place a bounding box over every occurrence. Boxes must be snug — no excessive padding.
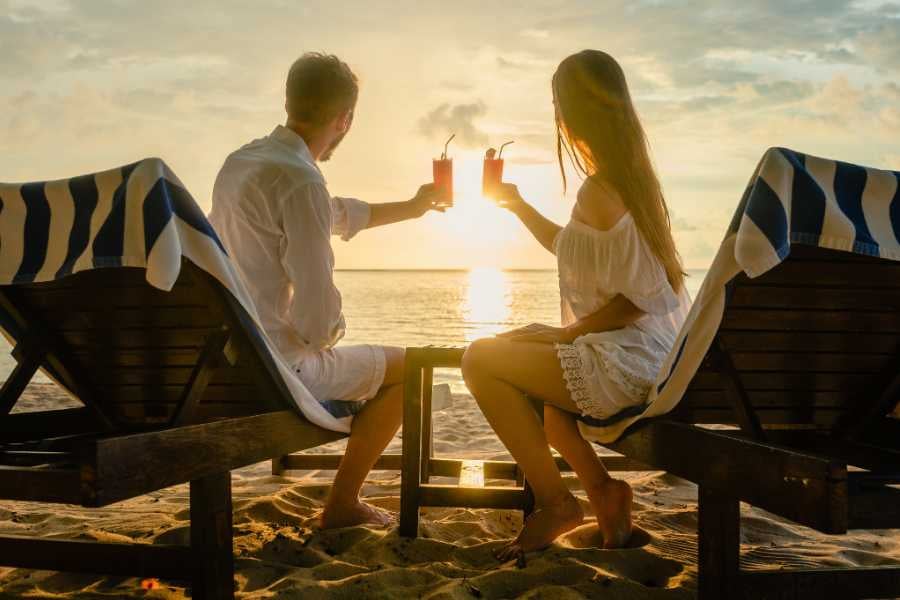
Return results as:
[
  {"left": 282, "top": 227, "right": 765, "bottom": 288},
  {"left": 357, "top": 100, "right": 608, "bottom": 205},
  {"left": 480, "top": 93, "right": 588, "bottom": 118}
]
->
[{"left": 336, "top": 108, "right": 353, "bottom": 133}]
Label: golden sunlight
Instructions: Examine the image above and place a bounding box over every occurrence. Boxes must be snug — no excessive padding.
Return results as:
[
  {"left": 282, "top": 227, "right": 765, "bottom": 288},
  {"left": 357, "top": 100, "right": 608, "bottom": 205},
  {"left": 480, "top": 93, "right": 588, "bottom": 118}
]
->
[
  {"left": 463, "top": 267, "right": 511, "bottom": 341},
  {"left": 440, "top": 152, "right": 522, "bottom": 246}
]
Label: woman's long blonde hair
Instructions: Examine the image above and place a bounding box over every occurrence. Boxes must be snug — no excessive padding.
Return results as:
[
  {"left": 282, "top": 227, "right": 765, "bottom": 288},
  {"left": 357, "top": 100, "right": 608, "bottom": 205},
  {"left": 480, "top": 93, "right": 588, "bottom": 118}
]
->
[{"left": 553, "top": 50, "right": 684, "bottom": 292}]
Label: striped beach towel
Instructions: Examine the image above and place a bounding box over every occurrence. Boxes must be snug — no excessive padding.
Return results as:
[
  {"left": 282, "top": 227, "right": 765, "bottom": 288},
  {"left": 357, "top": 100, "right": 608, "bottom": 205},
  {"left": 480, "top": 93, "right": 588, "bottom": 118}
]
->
[
  {"left": 0, "top": 158, "right": 357, "bottom": 433},
  {"left": 578, "top": 147, "right": 900, "bottom": 443}
]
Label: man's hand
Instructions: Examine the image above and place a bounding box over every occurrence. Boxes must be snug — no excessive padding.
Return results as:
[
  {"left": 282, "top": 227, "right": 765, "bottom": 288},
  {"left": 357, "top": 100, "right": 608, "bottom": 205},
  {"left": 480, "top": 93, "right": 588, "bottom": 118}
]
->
[
  {"left": 409, "top": 183, "right": 447, "bottom": 217},
  {"left": 496, "top": 323, "right": 577, "bottom": 344}
]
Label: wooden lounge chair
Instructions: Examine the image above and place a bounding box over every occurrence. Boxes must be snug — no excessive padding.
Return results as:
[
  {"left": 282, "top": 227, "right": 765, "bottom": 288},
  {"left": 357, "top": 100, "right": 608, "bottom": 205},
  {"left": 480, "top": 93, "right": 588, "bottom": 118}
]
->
[
  {"left": 399, "top": 244, "right": 900, "bottom": 600},
  {"left": 0, "top": 259, "right": 347, "bottom": 599},
  {"left": 602, "top": 243, "right": 900, "bottom": 600}
]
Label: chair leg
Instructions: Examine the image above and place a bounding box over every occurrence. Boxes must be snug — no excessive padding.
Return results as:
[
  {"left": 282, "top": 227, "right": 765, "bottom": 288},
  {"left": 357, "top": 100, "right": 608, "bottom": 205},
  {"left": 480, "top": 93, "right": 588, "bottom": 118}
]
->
[
  {"left": 697, "top": 485, "right": 740, "bottom": 600},
  {"left": 190, "top": 471, "right": 235, "bottom": 600},
  {"left": 400, "top": 363, "right": 423, "bottom": 537},
  {"left": 271, "top": 456, "right": 285, "bottom": 476}
]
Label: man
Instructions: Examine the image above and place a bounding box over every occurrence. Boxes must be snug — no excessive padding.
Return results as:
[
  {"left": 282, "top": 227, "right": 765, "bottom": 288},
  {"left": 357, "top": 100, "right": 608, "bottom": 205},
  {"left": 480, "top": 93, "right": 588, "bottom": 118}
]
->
[{"left": 209, "top": 53, "right": 444, "bottom": 528}]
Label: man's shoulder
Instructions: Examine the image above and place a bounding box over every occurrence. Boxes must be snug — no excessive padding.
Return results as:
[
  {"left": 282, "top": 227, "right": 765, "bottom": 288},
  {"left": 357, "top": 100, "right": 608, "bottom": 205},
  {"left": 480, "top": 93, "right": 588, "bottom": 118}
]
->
[{"left": 223, "top": 137, "right": 325, "bottom": 190}]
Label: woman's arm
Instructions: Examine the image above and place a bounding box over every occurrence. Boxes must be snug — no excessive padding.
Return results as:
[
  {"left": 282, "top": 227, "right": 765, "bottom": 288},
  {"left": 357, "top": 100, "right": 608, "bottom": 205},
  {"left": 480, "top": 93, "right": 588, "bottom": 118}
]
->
[
  {"left": 494, "top": 183, "right": 562, "bottom": 254},
  {"left": 499, "top": 295, "right": 644, "bottom": 344}
]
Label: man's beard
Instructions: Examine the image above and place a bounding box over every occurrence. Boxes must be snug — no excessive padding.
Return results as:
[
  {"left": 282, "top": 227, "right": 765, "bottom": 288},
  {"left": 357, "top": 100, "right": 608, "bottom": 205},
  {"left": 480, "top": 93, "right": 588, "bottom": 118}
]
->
[{"left": 319, "top": 131, "right": 347, "bottom": 162}]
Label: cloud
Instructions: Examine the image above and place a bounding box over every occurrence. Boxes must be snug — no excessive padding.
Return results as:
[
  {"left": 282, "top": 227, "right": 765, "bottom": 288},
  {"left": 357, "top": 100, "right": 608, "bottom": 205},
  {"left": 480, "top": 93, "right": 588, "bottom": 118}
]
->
[{"left": 417, "top": 102, "right": 489, "bottom": 147}]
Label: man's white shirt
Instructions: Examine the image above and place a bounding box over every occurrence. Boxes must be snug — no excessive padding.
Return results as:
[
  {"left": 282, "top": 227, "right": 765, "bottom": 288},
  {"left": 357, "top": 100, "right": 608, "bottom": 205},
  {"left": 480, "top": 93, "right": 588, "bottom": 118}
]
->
[{"left": 209, "top": 125, "right": 370, "bottom": 367}]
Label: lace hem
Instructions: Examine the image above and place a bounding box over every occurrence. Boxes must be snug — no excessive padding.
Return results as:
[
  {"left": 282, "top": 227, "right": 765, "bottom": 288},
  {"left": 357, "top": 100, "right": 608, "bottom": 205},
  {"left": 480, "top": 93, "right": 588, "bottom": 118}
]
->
[
  {"left": 556, "top": 344, "right": 609, "bottom": 418},
  {"left": 594, "top": 347, "right": 655, "bottom": 403}
]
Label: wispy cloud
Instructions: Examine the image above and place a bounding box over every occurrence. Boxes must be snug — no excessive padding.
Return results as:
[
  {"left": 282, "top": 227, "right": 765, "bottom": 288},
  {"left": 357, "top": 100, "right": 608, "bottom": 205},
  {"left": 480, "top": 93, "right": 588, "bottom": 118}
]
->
[{"left": 417, "top": 101, "right": 489, "bottom": 147}]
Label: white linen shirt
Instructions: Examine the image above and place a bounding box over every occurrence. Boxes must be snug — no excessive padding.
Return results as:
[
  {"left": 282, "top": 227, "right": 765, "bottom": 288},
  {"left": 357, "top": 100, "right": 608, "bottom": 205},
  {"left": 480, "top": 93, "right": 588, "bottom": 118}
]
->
[{"left": 209, "top": 125, "right": 370, "bottom": 367}]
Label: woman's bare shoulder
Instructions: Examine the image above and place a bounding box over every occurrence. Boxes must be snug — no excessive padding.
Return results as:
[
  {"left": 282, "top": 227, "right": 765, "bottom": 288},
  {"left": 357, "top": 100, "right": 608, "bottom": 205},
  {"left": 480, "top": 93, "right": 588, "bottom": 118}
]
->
[{"left": 572, "top": 177, "right": 628, "bottom": 231}]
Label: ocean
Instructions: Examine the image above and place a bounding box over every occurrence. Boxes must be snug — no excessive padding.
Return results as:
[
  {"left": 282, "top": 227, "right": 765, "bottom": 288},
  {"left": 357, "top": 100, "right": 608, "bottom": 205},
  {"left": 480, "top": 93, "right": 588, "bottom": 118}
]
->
[{"left": 0, "top": 268, "right": 707, "bottom": 392}]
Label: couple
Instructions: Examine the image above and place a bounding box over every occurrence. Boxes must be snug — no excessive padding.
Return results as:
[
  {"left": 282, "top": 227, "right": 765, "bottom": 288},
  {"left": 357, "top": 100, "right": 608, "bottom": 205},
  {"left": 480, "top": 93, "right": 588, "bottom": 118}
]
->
[{"left": 209, "top": 50, "right": 690, "bottom": 558}]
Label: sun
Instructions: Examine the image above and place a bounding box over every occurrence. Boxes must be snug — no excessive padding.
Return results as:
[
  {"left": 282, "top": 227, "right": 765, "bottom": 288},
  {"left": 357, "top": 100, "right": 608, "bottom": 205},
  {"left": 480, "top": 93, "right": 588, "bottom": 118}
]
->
[{"left": 440, "top": 153, "right": 522, "bottom": 243}]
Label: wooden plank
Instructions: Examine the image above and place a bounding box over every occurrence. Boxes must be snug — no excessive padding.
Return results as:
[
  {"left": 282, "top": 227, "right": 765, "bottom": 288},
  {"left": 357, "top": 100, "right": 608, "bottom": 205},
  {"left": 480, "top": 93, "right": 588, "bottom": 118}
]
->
[
  {"left": 173, "top": 328, "right": 232, "bottom": 426},
  {"left": 400, "top": 361, "right": 423, "bottom": 538},
  {"left": 764, "top": 431, "right": 900, "bottom": 473},
  {"left": 419, "top": 484, "right": 525, "bottom": 509},
  {"left": 730, "top": 352, "right": 886, "bottom": 373},
  {"left": 722, "top": 309, "right": 900, "bottom": 333},
  {"left": 420, "top": 367, "right": 434, "bottom": 484},
  {"left": 0, "top": 465, "right": 82, "bottom": 503},
  {"left": 0, "top": 345, "right": 44, "bottom": 415},
  {"left": 740, "top": 261, "right": 900, "bottom": 288},
  {"left": 62, "top": 329, "right": 212, "bottom": 349},
  {"left": 668, "top": 406, "right": 844, "bottom": 427},
  {"left": 0, "top": 289, "right": 115, "bottom": 431},
  {"left": 731, "top": 286, "right": 900, "bottom": 311},
  {"left": 85, "top": 410, "right": 344, "bottom": 506},
  {"left": 697, "top": 487, "right": 740, "bottom": 600},
  {"left": 47, "top": 307, "right": 222, "bottom": 331},
  {"left": 190, "top": 472, "right": 234, "bottom": 599},
  {"left": 0, "top": 450, "right": 73, "bottom": 467},
  {"left": 719, "top": 331, "right": 898, "bottom": 354},
  {"left": 608, "top": 420, "right": 848, "bottom": 533},
  {"left": 740, "top": 566, "right": 900, "bottom": 600},
  {"left": 688, "top": 372, "right": 871, "bottom": 392},
  {"left": 712, "top": 338, "right": 764, "bottom": 440},
  {"left": 0, "top": 535, "right": 193, "bottom": 579},
  {"left": 682, "top": 390, "right": 854, "bottom": 408},
  {"left": 0, "top": 408, "right": 101, "bottom": 441},
  {"left": 459, "top": 460, "right": 485, "bottom": 487}
]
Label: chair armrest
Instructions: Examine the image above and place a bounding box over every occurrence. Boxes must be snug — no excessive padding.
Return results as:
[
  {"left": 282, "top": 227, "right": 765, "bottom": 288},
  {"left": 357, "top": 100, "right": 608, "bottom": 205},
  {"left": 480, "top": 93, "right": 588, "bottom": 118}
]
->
[{"left": 405, "top": 346, "right": 466, "bottom": 370}]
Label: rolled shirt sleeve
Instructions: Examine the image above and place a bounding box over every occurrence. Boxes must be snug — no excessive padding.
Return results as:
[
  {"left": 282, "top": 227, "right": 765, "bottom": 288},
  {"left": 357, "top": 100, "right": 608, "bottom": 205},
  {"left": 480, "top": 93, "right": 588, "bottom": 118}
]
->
[
  {"left": 331, "top": 196, "right": 371, "bottom": 241},
  {"left": 280, "top": 183, "right": 347, "bottom": 350}
]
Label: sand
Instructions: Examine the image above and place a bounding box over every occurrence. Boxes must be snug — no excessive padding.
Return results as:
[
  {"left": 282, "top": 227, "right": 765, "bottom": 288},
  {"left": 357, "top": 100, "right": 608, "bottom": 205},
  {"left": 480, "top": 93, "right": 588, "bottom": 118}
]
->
[{"left": 1, "top": 382, "right": 898, "bottom": 599}]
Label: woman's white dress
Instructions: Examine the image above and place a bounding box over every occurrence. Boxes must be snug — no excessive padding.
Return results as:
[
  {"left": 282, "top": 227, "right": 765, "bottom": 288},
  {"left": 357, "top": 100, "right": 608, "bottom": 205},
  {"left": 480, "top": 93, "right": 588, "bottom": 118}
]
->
[{"left": 553, "top": 206, "right": 691, "bottom": 420}]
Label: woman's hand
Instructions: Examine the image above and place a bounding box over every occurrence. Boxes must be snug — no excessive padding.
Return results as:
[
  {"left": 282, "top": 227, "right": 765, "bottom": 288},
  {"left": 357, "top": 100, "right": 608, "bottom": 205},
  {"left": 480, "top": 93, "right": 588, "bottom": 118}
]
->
[
  {"left": 491, "top": 183, "right": 526, "bottom": 213},
  {"left": 496, "top": 323, "right": 577, "bottom": 344}
]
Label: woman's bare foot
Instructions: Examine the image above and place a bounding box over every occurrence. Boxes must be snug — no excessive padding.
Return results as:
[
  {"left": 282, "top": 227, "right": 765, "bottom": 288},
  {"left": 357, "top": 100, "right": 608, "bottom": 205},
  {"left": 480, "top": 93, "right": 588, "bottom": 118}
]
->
[
  {"left": 320, "top": 500, "right": 394, "bottom": 529},
  {"left": 585, "top": 478, "right": 633, "bottom": 548},
  {"left": 495, "top": 493, "right": 583, "bottom": 561}
]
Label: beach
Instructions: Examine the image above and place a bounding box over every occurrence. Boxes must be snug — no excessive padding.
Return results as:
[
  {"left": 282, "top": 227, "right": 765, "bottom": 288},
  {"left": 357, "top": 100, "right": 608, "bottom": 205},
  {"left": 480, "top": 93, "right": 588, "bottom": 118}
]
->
[{"left": 1, "top": 270, "right": 898, "bottom": 598}]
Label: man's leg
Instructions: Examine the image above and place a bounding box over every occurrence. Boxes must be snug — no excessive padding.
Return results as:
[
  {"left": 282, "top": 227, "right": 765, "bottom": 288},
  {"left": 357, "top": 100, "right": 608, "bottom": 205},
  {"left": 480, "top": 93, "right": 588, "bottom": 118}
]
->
[{"left": 321, "top": 347, "right": 404, "bottom": 529}]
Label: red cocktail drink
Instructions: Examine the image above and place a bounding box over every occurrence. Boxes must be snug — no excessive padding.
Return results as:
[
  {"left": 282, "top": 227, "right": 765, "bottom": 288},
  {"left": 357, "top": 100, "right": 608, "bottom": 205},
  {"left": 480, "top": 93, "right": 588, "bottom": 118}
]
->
[
  {"left": 482, "top": 141, "right": 513, "bottom": 198},
  {"left": 433, "top": 158, "right": 453, "bottom": 207},
  {"left": 482, "top": 158, "right": 504, "bottom": 196}
]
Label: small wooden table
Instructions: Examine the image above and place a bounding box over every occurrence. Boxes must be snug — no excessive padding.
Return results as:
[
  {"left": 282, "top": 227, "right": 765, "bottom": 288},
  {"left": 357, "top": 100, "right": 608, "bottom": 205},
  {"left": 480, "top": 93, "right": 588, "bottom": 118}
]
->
[{"left": 398, "top": 346, "right": 645, "bottom": 538}]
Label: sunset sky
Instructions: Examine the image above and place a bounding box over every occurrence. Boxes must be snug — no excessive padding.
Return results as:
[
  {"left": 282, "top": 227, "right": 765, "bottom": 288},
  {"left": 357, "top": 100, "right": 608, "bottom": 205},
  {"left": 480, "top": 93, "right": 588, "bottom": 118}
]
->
[{"left": 2, "top": 0, "right": 899, "bottom": 269}]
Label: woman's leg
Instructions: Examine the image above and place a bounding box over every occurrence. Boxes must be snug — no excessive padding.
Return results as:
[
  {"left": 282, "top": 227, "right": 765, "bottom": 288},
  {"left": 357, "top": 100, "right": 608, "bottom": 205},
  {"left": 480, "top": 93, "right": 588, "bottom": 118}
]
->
[
  {"left": 461, "top": 338, "right": 586, "bottom": 556},
  {"left": 543, "top": 404, "right": 633, "bottom": 548}
]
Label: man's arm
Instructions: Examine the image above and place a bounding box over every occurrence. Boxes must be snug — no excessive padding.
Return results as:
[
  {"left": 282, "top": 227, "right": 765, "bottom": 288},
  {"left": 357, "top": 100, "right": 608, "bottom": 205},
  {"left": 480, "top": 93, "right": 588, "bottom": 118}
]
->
[
  {"left": 362, "top": 184, "right": 445, "bottom": 230},
  {"left": 282, "top": 183, "right": 346, "bottom": 350}
]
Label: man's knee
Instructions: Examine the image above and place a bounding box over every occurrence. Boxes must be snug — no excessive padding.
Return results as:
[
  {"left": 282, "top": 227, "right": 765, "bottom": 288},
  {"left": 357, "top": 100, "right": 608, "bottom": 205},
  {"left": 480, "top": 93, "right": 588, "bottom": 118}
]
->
[{"left": 382, "top": 346, "right": 406, "bottom": 385}]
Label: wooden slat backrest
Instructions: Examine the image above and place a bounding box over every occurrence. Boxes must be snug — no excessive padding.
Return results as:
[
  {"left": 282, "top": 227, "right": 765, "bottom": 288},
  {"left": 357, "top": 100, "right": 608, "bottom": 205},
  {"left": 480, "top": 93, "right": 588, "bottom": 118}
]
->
[
  {"left": 674, "top": 245, "right": 900, "bottom": 431},
  {"left": 0, "top": 260, "right": 291, "bottom": 431}
]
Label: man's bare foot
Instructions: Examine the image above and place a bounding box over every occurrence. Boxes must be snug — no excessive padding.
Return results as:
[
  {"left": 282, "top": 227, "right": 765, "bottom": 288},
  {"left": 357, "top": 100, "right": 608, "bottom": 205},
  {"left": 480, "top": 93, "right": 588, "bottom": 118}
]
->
[
  {"left": 585, "top": 478, "right": 633, "bottom": 548},
  {"left": 495, "top": 493, "right": 583, "bottom": 561},
  {"left": 320, "top": 500, "right": 394, "bottom": 529}
]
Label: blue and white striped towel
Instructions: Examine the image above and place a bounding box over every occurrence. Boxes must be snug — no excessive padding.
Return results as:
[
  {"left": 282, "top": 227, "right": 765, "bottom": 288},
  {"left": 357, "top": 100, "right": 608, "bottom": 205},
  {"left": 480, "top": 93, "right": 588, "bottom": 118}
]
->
[
  {"left": 578, "top": 147, "right": 900, "bottom": 443},
  {"left": 0, "top": 158, "right": 356, "bottom": 433}
]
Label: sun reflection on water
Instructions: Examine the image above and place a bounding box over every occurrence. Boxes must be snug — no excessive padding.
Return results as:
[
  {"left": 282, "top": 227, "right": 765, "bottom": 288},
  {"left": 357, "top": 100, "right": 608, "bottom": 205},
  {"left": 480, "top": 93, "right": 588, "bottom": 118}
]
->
[{"left": 464, "top": 267, "right": 511, "bottom": 341}]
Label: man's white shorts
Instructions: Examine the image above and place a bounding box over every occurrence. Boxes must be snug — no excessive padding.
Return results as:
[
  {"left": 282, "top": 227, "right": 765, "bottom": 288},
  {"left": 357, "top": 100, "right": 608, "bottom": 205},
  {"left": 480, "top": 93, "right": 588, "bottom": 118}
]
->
[{"left": 295, "top": 344, "right": 388, "bottom": 419}]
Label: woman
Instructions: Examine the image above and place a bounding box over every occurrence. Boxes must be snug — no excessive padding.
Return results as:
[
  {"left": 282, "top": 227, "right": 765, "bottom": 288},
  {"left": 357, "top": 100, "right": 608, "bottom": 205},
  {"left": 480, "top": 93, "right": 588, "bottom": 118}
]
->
[{"left": 461, "top": 50, "right": 690, "bottom": 559}]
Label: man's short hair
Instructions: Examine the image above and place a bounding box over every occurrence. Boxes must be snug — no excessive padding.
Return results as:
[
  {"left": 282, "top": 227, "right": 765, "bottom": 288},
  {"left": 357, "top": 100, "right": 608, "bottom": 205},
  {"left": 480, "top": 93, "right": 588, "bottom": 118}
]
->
[{"left": 286, "top": 53, "right": 359, "bottom": 127}]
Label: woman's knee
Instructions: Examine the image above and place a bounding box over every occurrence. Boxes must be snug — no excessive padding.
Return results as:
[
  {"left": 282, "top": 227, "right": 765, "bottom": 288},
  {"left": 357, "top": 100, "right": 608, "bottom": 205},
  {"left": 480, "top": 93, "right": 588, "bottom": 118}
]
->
[{"left": 461, "top": 337, "right": 498, "bottom": 382}]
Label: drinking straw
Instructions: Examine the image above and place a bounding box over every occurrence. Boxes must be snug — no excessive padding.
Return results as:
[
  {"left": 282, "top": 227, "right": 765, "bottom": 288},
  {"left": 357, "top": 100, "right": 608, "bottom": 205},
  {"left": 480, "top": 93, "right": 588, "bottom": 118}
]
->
[
  {"left": 441, "top": 134, "right": 456, "bottom": 160},
  {"left": 498, "top": 141, "right": 514, "bottom": 159}
]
